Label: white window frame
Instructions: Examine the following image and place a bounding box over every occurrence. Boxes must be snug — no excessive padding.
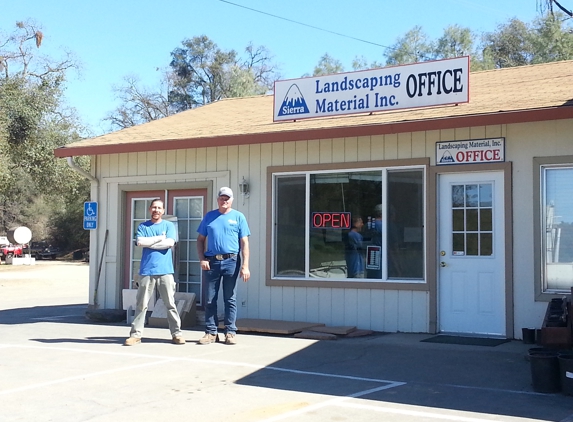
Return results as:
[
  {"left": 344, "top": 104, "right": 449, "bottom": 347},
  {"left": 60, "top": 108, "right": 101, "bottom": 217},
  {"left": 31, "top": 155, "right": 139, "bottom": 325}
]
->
[{"left": 271, "top": 165, "right": 427, "bottom": 284}]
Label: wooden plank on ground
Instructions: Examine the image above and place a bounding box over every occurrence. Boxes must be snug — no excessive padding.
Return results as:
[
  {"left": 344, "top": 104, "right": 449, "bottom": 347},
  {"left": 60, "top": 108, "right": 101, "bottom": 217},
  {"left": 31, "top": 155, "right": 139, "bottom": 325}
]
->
[
  {"left": 308, "top": 326, "right": 357, "bottom": 335},
  {"left": 294, "top": 331, "right": 337, "bottom": 340},
  {"left": 234, "top": 318, "right": 325, "bottom": 334},
  {"left": 344, "top": 329, "right": 374, "bottom": 338}
]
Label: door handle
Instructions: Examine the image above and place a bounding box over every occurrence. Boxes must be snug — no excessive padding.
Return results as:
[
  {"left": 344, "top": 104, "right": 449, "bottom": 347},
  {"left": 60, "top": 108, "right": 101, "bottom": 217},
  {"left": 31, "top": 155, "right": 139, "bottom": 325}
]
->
[{"left": 440, "top": 262, "right": 447, "bottom": 267}]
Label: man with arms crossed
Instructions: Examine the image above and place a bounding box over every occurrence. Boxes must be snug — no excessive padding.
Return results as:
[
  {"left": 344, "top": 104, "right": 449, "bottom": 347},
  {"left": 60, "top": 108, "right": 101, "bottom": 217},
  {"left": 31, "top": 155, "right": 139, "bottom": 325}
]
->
[
  {"left": 124, "top": 199, "right": 185, "bottom": 346},
  {"left": 196, "top": 187, "right": 250, "bottom": 345}
]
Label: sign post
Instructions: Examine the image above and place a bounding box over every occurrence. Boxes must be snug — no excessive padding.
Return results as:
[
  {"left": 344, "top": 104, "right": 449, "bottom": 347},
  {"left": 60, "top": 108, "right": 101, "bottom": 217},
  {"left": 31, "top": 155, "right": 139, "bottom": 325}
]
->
[{"left": 83, "top": 201, "right": 98, "bottom": 230}]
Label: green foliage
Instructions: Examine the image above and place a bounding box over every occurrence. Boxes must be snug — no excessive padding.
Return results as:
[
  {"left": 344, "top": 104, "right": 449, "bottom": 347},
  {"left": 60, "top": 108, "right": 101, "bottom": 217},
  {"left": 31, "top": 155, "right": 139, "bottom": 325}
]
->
[
  {"left": 0, "top": 20, "right": 89, "bottom": 252},
  {"left": 531, "top": 12, "right": 573, "bottom": 63},
  {"left": 310, "top": 11, "right": 573, "bottom": 73},
  {"left": 482, "top": 19, "right": 534, "bottom": 68},
  {"left": 168, "top": 35, "right": 278, "bottom": 113},
  {"left": 310, "top": 53, "right": 345, "bottom": 76},
  {"left": 384, "top": 26, "right": 435, "bottom": 66}
]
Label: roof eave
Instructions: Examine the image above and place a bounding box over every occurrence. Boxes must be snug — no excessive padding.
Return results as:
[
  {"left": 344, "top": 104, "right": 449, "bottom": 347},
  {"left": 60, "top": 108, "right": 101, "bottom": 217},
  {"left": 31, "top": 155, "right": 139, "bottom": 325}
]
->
[{"left": 54, "top": 106, "right": 573, "bottom": 158}]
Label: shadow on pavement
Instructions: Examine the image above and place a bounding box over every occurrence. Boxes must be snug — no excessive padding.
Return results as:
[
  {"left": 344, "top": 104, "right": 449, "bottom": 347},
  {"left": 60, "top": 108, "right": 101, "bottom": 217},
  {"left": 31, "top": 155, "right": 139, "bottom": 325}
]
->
[
  {"left": 0, "top": 304, "right": 115, "bottom": 325},
  {"left": 235, "top": 337, "right": 573, "bottom": 421},
  {"left": 29, "top": 336, "right": 176, "bottom": 345}
]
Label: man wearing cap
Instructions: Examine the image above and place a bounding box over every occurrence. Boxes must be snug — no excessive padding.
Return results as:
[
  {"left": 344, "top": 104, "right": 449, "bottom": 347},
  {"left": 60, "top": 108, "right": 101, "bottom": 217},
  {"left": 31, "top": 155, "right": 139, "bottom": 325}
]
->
[{"left": 196, "top": 187, "right": 250, "bottom": 345}]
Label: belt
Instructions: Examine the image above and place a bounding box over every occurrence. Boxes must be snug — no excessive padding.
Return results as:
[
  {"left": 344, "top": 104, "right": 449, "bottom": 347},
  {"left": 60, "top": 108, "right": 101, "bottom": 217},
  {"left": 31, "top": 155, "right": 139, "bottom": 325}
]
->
[{"left": 206, "top": 253, "right": 237, "bottom": 261}]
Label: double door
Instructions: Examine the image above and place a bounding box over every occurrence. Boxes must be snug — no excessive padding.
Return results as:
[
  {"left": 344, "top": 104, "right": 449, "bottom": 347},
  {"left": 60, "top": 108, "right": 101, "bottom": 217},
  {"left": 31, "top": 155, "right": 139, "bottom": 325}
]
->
[{"left": 125, "top": 189, "right": 206, "bottom": 304}]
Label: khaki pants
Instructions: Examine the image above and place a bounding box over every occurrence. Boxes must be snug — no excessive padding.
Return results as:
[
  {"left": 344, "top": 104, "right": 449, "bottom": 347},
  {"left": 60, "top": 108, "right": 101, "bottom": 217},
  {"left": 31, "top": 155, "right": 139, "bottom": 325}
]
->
[{"left": 129, "top": 274, "right": 182, "bottom": 338}]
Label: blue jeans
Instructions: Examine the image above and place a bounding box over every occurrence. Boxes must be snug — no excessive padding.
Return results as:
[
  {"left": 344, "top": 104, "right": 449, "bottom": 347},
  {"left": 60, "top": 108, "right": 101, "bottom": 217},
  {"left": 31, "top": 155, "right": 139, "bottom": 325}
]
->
[{"left": 203, "top": 255, "right": 240, "bottom": 335}]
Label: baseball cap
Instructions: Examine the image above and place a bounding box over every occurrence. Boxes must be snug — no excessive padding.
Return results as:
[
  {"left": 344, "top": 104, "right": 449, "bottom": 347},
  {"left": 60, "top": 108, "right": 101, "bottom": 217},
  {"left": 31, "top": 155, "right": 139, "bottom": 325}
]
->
[{"left": 218, "top": 187, "right": 233, "bottom": 199}]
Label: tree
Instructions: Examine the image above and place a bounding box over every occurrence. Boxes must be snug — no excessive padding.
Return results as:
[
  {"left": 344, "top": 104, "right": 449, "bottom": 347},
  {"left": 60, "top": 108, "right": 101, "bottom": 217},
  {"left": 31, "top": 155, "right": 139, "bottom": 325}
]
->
[
  {"left": 531, "top": 12, "right": 573, "bottom": 63},
  {"left": 168, "top": 36, "right": 279, "bottom": 113},
  {"left": 482, "top": 19, "right": 535, "bottom": 68},
  {"left": 384, "top": 26, "right": 434, "bottom": 65},
  {"left": 538, "top": 0, "right": 573, "bottom": 18},
  {"left": 105, "top": 73, "right": 172, "bottom": 130},
  {"left": 0, "top": 20, "right": 89, "bottom": 249},
  {"left": 434, "top": 25, "right": 475, "bottom": 59},
  {"left": 309, "top": 53, "right": 345, "bottom": 76}
]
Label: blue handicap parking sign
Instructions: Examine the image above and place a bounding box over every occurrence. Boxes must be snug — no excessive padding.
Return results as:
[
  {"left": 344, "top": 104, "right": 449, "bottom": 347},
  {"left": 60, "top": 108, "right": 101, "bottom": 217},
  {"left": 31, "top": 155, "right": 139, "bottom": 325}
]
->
[{"left": 83, "top": 201, "right": 98, "bottom": 230}]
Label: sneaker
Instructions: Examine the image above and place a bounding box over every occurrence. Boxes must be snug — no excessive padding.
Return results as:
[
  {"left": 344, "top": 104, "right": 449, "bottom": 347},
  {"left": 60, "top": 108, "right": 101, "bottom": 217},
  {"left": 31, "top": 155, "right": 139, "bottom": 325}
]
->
[
  {"left": 225, "top": 333, "right": 237, "bottom": 345},
  {"left": 198, "top": 333, "right": 218, "bottom": 345},
  {"left": 123, "top": 337, "right": 141, "bottom": 346},
  {"left": 172, "top": 336, "right": 186, "bottom": 345}
]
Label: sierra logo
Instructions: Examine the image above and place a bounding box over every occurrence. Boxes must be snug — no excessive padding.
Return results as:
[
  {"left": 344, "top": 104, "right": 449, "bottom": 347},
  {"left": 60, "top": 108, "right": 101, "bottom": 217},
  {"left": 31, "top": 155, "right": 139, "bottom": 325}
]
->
[{"left": 278, "top": 84, "right": 309, "bottom": 117}]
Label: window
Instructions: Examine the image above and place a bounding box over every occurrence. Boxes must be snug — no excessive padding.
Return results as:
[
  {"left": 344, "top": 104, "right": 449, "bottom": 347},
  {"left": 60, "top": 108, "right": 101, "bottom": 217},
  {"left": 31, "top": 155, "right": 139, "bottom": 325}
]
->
[
  {"left": 541, "top": 165, "right": 573, "bottom": 292},
  {"left": 273, "top": 167, "right": 425, "bottom": 282},
  {"left": 451, "top": 183, "right": 493, "bottom": 256}
]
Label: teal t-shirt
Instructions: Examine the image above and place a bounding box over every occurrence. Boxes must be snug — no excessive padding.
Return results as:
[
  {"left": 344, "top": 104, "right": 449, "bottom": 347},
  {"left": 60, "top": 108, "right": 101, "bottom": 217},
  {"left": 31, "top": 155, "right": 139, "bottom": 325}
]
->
[
  {"left": 197, "top": 209, "right": 250, "bottom": 255},
  {"left": 137, "top": 219, "right": 176, "bottom": 275}
]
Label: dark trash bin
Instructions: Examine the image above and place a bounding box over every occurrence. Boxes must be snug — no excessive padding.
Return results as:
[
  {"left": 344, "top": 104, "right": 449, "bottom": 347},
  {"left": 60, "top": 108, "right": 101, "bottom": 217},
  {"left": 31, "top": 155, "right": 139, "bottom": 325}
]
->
[
  {"left": 529, "top": 351, "right": 560, "bottom": 393},
  {"left": 522, "top": 328, "right": 536, "bottom": 344},
  {"left": 558, "top": 354, "right": 573, "bottom": 396}
]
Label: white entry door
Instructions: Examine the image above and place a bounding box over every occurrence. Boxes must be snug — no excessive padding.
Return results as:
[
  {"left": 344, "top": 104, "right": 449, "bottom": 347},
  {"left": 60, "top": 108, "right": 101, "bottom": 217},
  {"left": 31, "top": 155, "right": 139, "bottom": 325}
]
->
[{"left": 438, "top": 171, "right": 506, "bottom": 336}]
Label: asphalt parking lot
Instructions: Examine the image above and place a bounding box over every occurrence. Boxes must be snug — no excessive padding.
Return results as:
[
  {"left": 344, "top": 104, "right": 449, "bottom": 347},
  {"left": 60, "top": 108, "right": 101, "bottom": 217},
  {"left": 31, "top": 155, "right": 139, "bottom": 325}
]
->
[{"left": 1, "top": 261, "right": 572, "bottom": 422}]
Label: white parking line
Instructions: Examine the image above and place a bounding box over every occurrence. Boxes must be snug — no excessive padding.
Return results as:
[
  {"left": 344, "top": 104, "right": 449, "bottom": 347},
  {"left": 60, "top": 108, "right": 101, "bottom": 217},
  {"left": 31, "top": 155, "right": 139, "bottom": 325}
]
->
[
  {"left": 258, "top": 384, "right": 401, "bottom": 422},
  {"left": 334, "top": 401, "right": 525, "bottom": 422},
  {"left": 0, "top": 342, "right": 556, "bottom": 422},
  {"left": 0, "top": 358, "right": 177, "bottom": 396}
]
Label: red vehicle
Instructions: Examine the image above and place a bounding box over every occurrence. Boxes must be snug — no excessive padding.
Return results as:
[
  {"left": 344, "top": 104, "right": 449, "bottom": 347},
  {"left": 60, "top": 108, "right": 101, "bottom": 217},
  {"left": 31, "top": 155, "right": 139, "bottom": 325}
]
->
[{"left": 0, "top": 244, "right": 24, "bottom": 260}]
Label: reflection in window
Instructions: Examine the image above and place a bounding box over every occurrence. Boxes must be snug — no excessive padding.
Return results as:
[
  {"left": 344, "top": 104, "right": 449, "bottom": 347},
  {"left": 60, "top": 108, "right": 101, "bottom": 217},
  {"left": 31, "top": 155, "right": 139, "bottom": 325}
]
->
[
  {"left": 273, "top": 168, "right": 425, "bottom": 281},
  {"left": 387, "top": 170, "right": 424, "bottom": 278},
  {"left": 275, "top": 176, "right": 306, "bottom": 277},
  {"left": 543, "top": 166, "right": 573, "bottom": 291},
  {"left": 310, "top": 171, "right": 382, "bottom": 279}
]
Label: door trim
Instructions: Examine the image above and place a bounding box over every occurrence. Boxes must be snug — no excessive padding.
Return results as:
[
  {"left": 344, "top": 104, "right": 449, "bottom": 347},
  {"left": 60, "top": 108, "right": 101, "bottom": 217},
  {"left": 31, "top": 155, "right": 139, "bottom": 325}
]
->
[{"left": 428, "top": 162, "right": 513, "bottom": 336}]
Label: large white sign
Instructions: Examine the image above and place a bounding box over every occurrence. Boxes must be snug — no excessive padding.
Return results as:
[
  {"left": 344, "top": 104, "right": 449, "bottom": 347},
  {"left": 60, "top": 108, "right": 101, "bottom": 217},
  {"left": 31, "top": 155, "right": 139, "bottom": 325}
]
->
[
  {"left": 273, "top": 56, "right": 469, "bottom": 122},
  {"left": 436, "top": 138, "right": 505, "bottom": 165}
]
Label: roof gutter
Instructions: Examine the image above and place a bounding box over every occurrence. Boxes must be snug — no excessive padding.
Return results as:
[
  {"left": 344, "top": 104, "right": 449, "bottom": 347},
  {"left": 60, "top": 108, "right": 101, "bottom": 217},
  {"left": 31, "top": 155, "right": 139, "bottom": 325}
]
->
[{"left": 66, "top": 157, "right": 98, "bottom": 182}]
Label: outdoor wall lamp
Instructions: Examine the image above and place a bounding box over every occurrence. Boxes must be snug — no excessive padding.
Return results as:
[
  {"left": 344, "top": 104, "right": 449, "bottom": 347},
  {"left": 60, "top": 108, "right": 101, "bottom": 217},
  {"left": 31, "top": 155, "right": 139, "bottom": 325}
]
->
[{"left": 239, "top": 176, "right": 250, "bottom": 204}]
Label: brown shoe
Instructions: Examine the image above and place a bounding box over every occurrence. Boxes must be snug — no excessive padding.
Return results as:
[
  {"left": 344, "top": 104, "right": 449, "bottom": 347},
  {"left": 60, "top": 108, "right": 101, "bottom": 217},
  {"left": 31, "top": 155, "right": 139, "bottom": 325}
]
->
[
  {"left": 172, "top": 336, "right": 186, "bottom": 345},
  {"left": 225, "top": 333, "right": 237, "bottom": 345},
  {"left": 198, "top": 333, "right": 218, "bottom": 345},
  {"left": 123, "top": 337, "right": 141, "bottom": 346}
]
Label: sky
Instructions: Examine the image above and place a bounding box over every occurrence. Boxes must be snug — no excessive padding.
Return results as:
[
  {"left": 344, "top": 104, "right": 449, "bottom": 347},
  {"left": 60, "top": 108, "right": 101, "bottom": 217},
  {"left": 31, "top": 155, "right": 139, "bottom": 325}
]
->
[{"left": 2, "top": 0, "right": 542, "bottom": 136}]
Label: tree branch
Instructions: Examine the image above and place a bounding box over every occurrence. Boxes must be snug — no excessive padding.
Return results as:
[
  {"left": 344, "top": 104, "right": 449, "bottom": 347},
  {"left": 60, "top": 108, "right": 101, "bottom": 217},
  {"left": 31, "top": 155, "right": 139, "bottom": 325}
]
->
[{"left": 551, "top": 0, "right": 573, "bottom": 17}]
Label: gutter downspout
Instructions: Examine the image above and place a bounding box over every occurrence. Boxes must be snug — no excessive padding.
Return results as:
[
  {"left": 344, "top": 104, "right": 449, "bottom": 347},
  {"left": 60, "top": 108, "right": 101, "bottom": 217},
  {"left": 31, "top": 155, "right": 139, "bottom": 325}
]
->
[{"left": 66, "top": 157, "right": 101, "bottom": 307}]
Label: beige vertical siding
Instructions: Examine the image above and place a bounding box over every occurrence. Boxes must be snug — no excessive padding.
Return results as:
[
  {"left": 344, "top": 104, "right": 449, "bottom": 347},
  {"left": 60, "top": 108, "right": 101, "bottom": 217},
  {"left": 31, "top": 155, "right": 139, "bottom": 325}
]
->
[{"left": 91, "top": 119, "right": 572, "bottom": 334}]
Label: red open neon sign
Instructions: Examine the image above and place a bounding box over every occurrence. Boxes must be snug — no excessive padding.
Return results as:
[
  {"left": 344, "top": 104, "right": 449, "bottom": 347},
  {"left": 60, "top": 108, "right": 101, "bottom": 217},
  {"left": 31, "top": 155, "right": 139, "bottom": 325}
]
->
[{"left": 312, "top": 212, "right": 351, "bottom": 229}]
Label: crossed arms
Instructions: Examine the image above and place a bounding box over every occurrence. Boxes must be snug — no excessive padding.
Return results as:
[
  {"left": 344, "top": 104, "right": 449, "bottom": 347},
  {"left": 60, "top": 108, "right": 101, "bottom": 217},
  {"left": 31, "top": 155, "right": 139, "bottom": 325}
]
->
[{"left": 137, "top": 234, "right": 174, "bottom": 250}]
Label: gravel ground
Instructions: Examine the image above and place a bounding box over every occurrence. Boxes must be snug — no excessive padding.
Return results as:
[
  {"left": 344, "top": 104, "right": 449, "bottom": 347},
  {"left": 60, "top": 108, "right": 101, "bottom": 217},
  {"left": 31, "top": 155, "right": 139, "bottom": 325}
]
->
[{"left": 0, "top": 260, "right": 89, "bottom": 310}]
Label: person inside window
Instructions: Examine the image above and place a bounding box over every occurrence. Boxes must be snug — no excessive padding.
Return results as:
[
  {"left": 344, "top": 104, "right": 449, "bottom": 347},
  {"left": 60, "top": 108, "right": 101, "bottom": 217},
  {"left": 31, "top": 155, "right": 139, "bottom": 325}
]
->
[{"left": 345, "top": 216, "right": 364, "bottom": 278}]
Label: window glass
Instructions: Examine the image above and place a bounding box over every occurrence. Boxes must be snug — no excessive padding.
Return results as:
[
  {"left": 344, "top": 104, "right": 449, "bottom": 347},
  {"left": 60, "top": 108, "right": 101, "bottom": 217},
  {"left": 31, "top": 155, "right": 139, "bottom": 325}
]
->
[
  {"left": 543, "top": 167, "right": 573, "bottom": 291},
  {"left": 273, "top": 167, "right": 425, "bottom": 281},
  {"left": 309, "top": 171, "right": 382, "bottom": 279},
  {"left": 387, "top": 170, "right": 424, "bottom": 278},
  {"left": 275, "top": 176, "right": 306, "bottom": 277}
]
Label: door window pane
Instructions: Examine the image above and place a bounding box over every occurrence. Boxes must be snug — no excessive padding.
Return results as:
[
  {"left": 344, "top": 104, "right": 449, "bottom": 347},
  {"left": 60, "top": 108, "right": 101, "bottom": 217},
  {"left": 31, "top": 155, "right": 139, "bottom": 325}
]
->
[
  {"left": 451, "top": 183, "right": 493, "bottom": 257},
  {"left": 173, "top": 196, "right": 204, "bottom": 303}
]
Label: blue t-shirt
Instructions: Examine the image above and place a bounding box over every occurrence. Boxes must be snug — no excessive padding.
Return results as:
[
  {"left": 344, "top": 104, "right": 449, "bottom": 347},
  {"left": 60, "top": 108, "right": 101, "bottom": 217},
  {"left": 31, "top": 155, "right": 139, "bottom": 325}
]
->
[
  {"left": 137, "top": 219, "right": 176, "bottom": 276},
  {"left": 197, "top": 209, "right": 250, "bottom": 256}
]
